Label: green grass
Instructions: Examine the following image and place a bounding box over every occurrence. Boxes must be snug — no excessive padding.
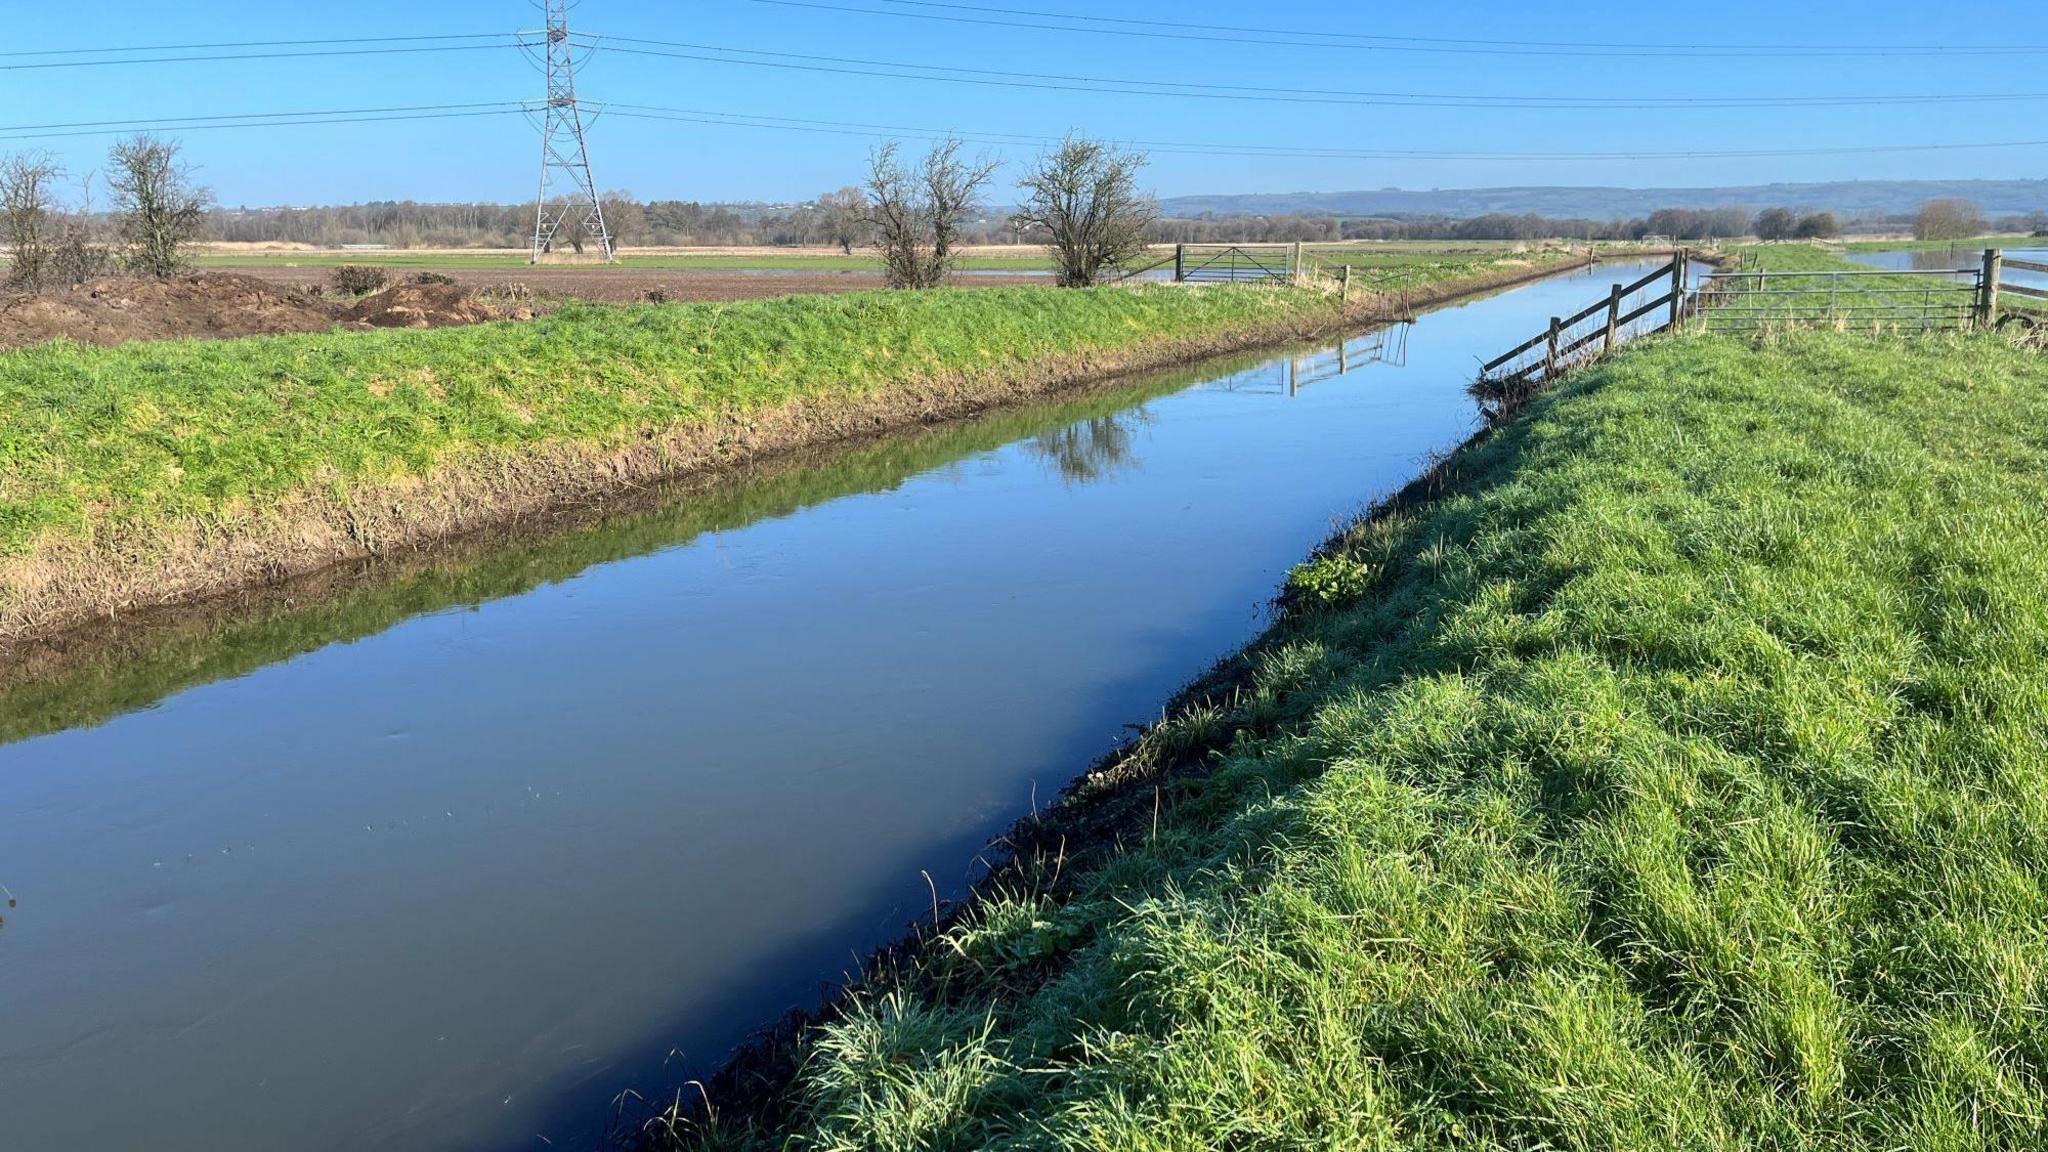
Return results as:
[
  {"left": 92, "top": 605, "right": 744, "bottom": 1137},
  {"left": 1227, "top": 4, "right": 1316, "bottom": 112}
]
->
[
  {"left": 677, "top": 329, "right": 2048, "bottom": 1151},
  {"left": 0, "top": 284, "right": 1358, "bottom": 566}
]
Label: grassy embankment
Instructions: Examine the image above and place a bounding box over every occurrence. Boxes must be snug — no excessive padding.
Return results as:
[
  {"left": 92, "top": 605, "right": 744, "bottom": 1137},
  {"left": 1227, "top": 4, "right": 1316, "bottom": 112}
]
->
[
  {"left": 1, "top": 246, "right": 1606, "bottom": 645},
  {"left": 668, "top": 327, "right": 2048, "bottom": 1149},
  {"left": 2, "top": 279, "right": 1436, "bottom": 646}
]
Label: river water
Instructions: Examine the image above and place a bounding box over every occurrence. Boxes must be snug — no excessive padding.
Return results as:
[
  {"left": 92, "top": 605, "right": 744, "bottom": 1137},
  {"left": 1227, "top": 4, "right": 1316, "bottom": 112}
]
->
[{"left": 0, "top": 260, "right": 1677, "bottom": 1152}]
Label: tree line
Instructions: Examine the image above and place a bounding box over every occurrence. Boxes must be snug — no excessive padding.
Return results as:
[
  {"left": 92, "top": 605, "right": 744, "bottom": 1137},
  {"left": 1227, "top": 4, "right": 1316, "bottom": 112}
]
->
[
  {"left": 8, "top": 132, "right": 2044, "bottom": 298},
  {"left": 192, "top": 198, "right": 2047, "bottom": 253}
]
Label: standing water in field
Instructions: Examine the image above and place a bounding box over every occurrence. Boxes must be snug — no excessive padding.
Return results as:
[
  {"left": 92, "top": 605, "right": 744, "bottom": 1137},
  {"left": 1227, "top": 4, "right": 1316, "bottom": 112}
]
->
[
  {"left": 0, "top": 261, "right": 1679, "bottom": 1152},
  {"left": 1847, "top": 245, "right": 2048, "bottom": 296}
]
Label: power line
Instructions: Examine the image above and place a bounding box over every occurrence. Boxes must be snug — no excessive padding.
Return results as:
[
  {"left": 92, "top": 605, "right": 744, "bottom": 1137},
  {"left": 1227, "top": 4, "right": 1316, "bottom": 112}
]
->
[
  {"left": 599, "top": 102, "right": 2048, "bottom": 163},
  {"left": 580, "top": 35, "right": 2048, "bottom": 111},
  {"left": 751, "top": 0, "right": 2048, "bottom": 58},
  {"left": 3, "top": 95, "right": 2038, "bottom": 164},
  {"left": 0, "top": 33, "right": 518, "bottom": 59},
  {"left": 0, "top": 43, "right": 520, "bottom": 72},
  {"left": 861, "top": 0, "right": 2048, "bottom": 57},
  {"left": 0, "top": 103, "right": 530, "bottom": 143}
]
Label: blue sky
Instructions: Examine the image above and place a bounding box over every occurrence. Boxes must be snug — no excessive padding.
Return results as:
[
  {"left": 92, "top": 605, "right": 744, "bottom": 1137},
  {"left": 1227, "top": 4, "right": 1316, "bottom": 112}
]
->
[{"left": 3, "top": 0, "right": 2043, "bottom": 206}]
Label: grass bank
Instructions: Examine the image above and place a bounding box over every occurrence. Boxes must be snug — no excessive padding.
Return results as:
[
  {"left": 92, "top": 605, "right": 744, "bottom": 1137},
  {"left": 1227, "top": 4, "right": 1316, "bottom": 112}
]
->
[
  {"left": 663, "top": 329, "right": 2048, "bottom": 1150},
  {"left": 0, "top": 283, "right": 1344, "bottom": 643},
  {"left": 0, "top": 351, "right": 1249, "bottom": 746},
  {"left": 0, "top": 249, "right": 1608, "bottom": 647}
]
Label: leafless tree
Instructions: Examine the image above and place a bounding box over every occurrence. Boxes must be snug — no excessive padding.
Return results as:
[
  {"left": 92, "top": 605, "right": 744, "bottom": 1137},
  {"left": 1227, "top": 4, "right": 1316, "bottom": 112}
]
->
[
  {"left": 1914, "top": 198, "right": 1986, "bottom": 243},
  {"left": 597, "top": 190, "right": 645, "bottom": 248},
  {"left": 817, "top": 186, "right": 867, "bottom": 255},
  {"left": 864, "top": 138, "right": 997, "bottom": 289},
  {"left": 1012, "top": 136, "right": 1156, "bottom": 287},
  {"left": 1, "top": 151, "right": 63, "bottom": 291},
  {"left": 108, "top": 135, "right": 211, "bottom": 278},
  {"left": 51, "top": 174, "right": 113, "bottom": 287}
]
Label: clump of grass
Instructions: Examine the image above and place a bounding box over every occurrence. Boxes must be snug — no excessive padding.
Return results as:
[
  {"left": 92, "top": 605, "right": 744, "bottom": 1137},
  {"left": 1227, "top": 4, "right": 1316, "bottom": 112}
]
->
[{"left": 676, "top": 330, "right": 2048, "bottom": 1150}]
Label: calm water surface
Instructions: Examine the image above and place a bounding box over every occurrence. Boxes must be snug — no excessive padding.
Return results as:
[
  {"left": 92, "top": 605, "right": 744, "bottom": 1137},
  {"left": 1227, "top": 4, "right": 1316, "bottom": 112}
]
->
[
  {"left": 0, "top": 262, "right": 1672, "bottom": 1152},
  {"left": 1846, "top": 245, "right": 2048, "bottom": 295}
]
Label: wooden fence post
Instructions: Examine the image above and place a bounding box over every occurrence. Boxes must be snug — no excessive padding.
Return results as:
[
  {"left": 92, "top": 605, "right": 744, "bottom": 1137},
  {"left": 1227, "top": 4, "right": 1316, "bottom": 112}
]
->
[
  {"left": 1546, "top": 316, "right": 1562, "bottom": 380},
  {"left": 1606, "top": 283, "right": 1624, "bottom": 352},
  {"left": 1174, "top": 244, "right": 1185, "bottom": 283},
  {"left": 1292, "top": 241, "right": 1305, "bottom": 284},
  {"left": 1669, "top": 249, "right": 1687, "bottom": 329},
  {"left": 1340, "top": 264, "right": 1352, "bottom": 304},
  {"left": 1980, "top": 248, "right": 2003, "bottom": 330}
]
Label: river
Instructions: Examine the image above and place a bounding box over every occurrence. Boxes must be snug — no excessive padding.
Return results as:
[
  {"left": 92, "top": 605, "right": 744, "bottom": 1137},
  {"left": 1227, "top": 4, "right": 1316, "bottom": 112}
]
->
[{"left": 0, "top": 259, "right": 1680, "bottom": 1152}]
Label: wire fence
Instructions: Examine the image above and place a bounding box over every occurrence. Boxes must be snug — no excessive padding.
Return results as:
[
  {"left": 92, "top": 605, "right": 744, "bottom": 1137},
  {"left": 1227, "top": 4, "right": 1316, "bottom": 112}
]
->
[{"left": 1694, "top": 267, "right": 1982, "bottom": 333}]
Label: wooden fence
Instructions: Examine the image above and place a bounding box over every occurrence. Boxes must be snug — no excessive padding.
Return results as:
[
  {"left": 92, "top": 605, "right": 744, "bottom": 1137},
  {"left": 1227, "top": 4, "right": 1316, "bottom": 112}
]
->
[
  {"left": 1476, "top": 255, "right": 1690, "bottom": 397},
  {"left": 1991, "top": 251, "right": 2048, "bottom": 329}
]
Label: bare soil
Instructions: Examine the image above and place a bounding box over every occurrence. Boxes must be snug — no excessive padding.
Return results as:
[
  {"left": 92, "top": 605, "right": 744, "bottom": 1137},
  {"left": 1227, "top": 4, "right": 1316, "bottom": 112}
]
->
[
  {"left": 0, "top": 266, "right": 1042, "bottom": 352},
  {"left": 0, "top": 273, "right": 511, "bottom": 351},
  {"left": 226, "top": 265, "right": 1044, "bottom": 305},
  {"left": 0, "top": 274, "right": 338, "bottom": 349}
]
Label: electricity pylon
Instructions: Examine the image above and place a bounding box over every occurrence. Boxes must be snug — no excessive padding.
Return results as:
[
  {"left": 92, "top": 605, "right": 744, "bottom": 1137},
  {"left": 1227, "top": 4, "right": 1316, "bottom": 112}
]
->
[{"left": 530, "top": 0, "right": 613, "bottom": 263}]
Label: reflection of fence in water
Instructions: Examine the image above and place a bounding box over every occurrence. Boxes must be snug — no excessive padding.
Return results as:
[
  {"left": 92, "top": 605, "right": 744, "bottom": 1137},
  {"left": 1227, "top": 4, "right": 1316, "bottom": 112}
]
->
[{"left": 1202, "top": 323, "right": 1413, "bottom": 396}]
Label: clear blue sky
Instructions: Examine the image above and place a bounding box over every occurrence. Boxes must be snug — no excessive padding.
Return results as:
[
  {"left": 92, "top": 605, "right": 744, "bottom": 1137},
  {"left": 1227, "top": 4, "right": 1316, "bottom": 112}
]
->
[{"left": 3, "top": 0, "right": 2043, "bottom": 206}]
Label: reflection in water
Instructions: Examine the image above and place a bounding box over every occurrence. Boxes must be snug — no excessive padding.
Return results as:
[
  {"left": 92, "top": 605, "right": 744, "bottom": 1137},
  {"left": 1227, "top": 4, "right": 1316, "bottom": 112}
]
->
[
  {"left": 0, "top": 259, "right": 1685, "bottom": 1152},
  {"left": 1029, "top": 411, "right": 1153, "bottom": 485},
  {"left": 0, "top": 356, "right": 1274, "bottom": 748}
]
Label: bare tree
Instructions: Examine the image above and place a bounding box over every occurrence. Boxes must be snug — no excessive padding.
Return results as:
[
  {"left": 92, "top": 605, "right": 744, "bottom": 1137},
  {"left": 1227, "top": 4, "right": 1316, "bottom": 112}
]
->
[
  {"left": 922, "top": 138, "right": 994, "bottom": 280},
  {"left": 817, "top": 186, "right": 867, "bottom": 255},
  {"left": 864, "top": 138, "right": 997, "bottom": 289},
  {"left": 108, "top": 135, "right": 210, "bottom": 278},
  {"left": 1914, "top": 198, "right": 1986, "bottom": 243},
  {"left": 1, "top": 151, "right": 63, "bottom": 291},
  {"left": 51, "top": 173, "right": 113, "bottom": 287},
  {"left": 598, "top": 190, "right": 645, "bottom": 248},
  {"left": 1013, "top": 136, "right": 1156, "bottom": 288}
]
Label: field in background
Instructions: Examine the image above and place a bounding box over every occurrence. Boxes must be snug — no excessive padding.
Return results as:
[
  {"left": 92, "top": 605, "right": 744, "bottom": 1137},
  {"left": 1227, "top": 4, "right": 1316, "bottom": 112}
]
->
[
  {"left": 193, "top": 240, "right": 1634, "bottom": 304},
  {"left": 194, "top": 239, "right": 1631, "bottom": 274}
]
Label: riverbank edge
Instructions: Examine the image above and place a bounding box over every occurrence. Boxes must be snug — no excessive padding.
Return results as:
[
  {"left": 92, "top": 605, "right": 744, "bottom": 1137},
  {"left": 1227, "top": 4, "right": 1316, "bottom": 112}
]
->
[
  {"left": 0, "top": 257, "right": 1600, "bottom": 654},
  {"left": 619, "top": 364, "right": 1509, "bottom": 1150},
  {"left": 610, "top": 279, "right": 1635, "bottom": 1147}
]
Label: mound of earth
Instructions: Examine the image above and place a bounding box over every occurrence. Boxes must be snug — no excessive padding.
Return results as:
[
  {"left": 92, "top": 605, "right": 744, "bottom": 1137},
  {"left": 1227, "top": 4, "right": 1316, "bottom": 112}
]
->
[
  {"left": 341, "top": 282, "right": 501, "bottom": 329},
  {"left": 0, "top": 274, "right": 338, "bottom": 350}
]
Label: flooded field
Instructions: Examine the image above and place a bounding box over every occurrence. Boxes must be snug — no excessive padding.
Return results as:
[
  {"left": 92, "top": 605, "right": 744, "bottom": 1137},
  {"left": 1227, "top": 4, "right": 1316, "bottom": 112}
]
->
[
  {"left": 0, "top": 260, "right": 1678, "bottom": 1152},
  {"left": 1847, "top": 245, "right": 2048, "bottom": 295}
]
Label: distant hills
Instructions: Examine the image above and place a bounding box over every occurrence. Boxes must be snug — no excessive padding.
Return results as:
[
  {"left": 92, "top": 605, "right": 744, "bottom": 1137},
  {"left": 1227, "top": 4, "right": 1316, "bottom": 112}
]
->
[{"left": 1158, "top": 180, "right": 2048, "bottom": 220}]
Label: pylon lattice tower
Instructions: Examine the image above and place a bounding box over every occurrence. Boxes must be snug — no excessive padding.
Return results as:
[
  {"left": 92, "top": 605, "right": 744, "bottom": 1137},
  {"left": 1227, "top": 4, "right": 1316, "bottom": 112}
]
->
[{"left": 530, "top": 0, "right": 613, "bottom": 263}]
